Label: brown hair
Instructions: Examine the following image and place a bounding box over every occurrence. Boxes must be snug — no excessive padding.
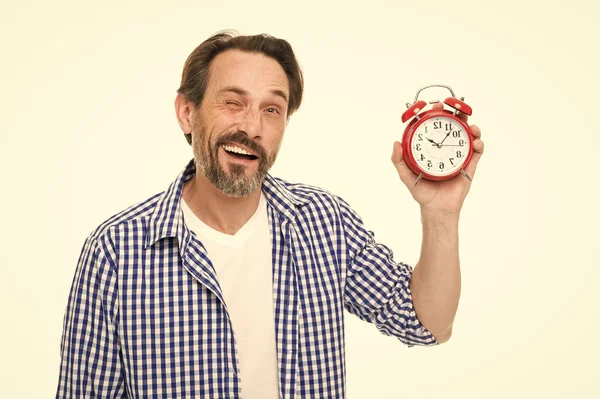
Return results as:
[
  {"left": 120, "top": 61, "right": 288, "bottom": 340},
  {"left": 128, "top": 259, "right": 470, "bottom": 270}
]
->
[{"left": 177, "top": 30, "right": 304, "bottom": 145}]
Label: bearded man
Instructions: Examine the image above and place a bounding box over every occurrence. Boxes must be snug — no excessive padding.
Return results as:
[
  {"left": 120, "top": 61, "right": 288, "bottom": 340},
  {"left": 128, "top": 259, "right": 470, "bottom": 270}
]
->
[{"left": 56, "top": 31, "right": 484, "bottom": 399}]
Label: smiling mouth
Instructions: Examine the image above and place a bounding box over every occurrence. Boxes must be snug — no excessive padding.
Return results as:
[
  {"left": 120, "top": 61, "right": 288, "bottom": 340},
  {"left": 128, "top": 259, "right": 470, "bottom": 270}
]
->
[{"left": 222, "top": 144, "right": 259, "bottom": 161}]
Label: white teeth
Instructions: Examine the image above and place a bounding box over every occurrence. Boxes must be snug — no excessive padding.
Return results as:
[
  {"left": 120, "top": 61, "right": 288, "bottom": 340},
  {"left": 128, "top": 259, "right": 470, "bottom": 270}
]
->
[{"left": 223, "top": 144, "right": 252, "bottom": 156}]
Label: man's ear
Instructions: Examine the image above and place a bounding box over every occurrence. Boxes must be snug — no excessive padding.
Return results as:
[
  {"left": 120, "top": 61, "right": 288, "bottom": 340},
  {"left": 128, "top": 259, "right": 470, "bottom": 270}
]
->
[{"left": 175, "top": 93, "right": 195, "bottom": 134}]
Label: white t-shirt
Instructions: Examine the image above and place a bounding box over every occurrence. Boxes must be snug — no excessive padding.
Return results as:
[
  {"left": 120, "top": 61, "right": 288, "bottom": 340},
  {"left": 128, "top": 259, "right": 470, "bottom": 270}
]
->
[{"left": 181, "top": 193, "right": 279, "bottom": 399}]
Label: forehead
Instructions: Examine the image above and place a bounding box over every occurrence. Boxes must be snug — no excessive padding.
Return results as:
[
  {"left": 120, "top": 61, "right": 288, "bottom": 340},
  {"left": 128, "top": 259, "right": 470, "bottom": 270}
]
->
[{"left": 207, "top": 49, "right": 289, "bottom": 97}]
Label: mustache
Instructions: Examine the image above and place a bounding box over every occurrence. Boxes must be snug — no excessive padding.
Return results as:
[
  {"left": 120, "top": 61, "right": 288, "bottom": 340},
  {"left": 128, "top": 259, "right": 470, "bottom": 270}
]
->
[{"left": 214, "top": 131, "right": 267, "bottom": 159}]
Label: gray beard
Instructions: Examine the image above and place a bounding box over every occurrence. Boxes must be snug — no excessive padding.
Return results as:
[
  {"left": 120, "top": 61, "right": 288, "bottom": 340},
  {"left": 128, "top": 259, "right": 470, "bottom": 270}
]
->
[
  {"left": 192, "top": 130, "right": 275, "bottom": 198},
  {"left": 197, "top": 154, "right": 262, "bottom": 198}
]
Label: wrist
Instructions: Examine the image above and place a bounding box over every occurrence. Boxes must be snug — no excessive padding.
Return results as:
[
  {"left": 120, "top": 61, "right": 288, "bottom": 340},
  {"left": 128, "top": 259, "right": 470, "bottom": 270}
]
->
[{"left": 420, "top": 207, "right": 460, "bottom": 226}]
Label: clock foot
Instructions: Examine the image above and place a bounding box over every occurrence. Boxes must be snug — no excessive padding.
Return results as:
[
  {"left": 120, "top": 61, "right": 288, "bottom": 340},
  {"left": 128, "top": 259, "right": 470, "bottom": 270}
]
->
[
  {"left": 460, "top": 169, "right": 472, "bottom": 181},
  {"left": 413, "top": 173, "right": 424, "bottom": 187}
]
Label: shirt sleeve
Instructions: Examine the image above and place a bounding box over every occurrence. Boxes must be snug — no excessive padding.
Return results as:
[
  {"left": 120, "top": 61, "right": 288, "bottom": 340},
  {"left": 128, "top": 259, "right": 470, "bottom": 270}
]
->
[
  {"left": 56, "top": 234, "right": 127, "bottom": 398},
  {"left": 336, "top": 196, "right": 439, "bottom": 348}
]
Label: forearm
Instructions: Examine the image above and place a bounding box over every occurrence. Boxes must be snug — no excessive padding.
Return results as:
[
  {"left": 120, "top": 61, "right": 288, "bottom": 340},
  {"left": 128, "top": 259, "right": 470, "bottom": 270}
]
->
[{"left": 410, "top": 209, "right": 461, "bottom": 343}]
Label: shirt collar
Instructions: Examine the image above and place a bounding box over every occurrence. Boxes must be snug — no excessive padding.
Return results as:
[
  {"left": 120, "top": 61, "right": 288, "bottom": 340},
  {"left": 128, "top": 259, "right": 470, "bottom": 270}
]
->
[{"left": 144, "top": 159, "right": 309, "bottom": 248}]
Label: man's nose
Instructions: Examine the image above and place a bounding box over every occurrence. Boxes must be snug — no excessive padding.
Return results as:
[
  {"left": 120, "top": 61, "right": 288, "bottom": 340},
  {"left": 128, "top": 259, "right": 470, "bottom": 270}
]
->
[{"left": 237, "top": 107, "right": 262, "bottom": 139}]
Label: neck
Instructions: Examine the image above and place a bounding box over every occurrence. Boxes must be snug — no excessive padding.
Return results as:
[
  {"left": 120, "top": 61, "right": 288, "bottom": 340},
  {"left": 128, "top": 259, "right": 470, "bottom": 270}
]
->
[{"left": 182, "top": 171, "right": 262, "bottom": 235}]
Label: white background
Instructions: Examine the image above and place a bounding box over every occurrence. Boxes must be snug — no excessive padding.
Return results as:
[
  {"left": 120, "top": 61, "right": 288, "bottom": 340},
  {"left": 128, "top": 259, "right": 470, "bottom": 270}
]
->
[{"left": 1, "top": 0, "right": 598, "bottom": 397}]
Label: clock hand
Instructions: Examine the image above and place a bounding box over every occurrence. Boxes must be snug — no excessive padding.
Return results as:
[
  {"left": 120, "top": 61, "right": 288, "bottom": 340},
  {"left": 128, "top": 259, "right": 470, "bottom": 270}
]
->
[
  {"left": 425, "top": 137, "right": 439, "bottom": 145},
  {"left": 438, "top": 131, "right": 452, "bottom": 146},
  {"left": 431, "top": 144, "right": 464, "bottom": 147}
]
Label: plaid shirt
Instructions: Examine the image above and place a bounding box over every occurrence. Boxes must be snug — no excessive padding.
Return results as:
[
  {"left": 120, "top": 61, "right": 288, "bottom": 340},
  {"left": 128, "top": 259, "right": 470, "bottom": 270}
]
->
[{"left": 56, "top": 159, "right": 437, "bottom": 399}]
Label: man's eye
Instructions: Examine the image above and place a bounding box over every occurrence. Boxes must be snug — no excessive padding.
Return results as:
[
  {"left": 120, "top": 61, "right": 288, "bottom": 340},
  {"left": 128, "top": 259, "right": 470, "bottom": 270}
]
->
[{"left": 266, "top": 108, "right": 279, "bottom": 114}]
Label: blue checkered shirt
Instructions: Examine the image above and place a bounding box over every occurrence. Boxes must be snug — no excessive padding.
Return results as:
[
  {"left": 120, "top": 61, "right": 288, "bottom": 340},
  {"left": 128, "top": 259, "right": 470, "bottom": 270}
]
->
[{"left": 56, "top": 159, "right": 437, "bottom": 398}]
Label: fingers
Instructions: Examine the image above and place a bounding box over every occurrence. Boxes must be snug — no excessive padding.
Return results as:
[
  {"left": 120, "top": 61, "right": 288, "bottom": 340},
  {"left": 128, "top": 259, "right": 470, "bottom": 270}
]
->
[
  {"left": 473, "top": 138, "right": 484, "bottom": 154},
  {"left": 470, "top": 125, "right": 481, "bottom": 140},
  {"left": 462, "top": 139, "right": 484, "bottom": 180}
]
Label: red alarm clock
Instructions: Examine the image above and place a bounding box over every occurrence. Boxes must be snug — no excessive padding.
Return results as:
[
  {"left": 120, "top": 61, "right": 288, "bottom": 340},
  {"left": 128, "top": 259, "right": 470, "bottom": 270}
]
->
[{"left": 401, "top": 85, "right": 474, "bottom": 184}]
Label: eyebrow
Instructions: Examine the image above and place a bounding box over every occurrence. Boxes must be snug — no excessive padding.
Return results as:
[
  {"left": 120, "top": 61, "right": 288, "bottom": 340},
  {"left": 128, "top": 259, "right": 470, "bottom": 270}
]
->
[{"left": 219, "top": 85, "right": 288, "bottom": 103}]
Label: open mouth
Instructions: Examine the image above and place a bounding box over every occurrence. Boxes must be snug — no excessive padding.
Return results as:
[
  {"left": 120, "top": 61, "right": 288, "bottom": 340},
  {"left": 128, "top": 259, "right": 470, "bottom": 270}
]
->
[{"left": 222, "top": 144, "right": 259, "bottom": 161}]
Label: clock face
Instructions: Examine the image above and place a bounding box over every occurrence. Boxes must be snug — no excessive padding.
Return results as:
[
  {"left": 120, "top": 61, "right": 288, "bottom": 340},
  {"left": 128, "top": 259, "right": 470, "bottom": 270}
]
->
[{"left": 410, "top": 115, "right": 471, "bottom": 176}]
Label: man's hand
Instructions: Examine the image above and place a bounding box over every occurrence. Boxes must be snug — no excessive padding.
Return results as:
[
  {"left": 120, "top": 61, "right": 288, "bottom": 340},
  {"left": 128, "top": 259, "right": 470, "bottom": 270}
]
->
[{"left": 391, "top": 103, "right": 484, "bottom": 216}]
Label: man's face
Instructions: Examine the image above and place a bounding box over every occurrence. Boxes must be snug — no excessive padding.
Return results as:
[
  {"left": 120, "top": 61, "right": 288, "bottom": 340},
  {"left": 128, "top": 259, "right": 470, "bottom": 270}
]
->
[{"left": 190, "top": 49, "right": 289, "bottom": 197}]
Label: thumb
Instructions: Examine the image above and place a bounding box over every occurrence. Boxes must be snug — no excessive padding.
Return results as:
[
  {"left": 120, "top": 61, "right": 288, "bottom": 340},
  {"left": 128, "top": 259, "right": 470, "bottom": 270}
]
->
[
  {"left": 391, "top": 141, "right": 417, "bottom": 187},
  {"left": 391, "top": 140, "right": 404, "bottom": 164}
]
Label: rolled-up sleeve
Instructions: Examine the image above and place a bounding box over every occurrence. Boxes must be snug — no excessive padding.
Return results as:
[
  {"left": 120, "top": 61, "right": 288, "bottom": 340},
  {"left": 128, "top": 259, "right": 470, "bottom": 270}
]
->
[
  {"left": 56, "top": 235, "right": 126, "bottom": 398},
  {"left": 336, "top": 196, "right": 438, "bottom": 347}
]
